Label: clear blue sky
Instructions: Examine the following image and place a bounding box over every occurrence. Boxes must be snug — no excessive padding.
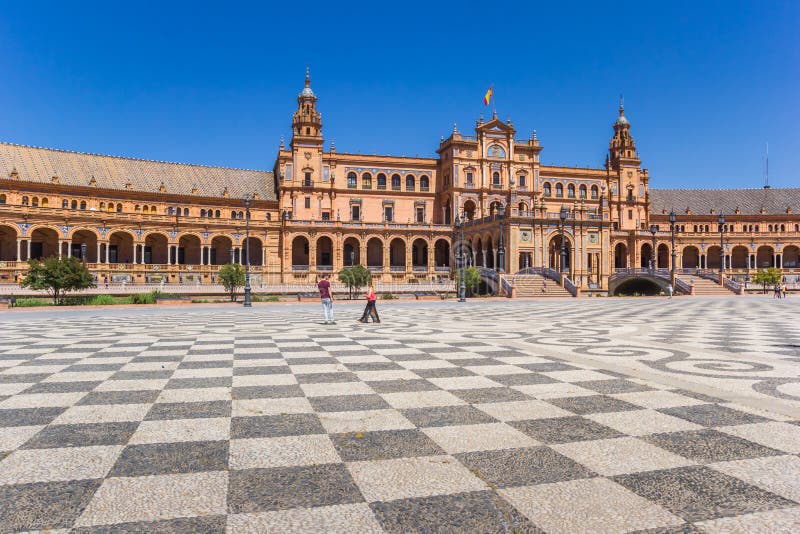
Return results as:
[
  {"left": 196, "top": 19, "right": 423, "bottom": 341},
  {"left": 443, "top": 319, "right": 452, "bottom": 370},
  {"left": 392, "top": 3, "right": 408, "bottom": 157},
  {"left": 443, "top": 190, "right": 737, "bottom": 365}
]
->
[{"left": 0, "top": 1, "right": 797, "bottom": 189}]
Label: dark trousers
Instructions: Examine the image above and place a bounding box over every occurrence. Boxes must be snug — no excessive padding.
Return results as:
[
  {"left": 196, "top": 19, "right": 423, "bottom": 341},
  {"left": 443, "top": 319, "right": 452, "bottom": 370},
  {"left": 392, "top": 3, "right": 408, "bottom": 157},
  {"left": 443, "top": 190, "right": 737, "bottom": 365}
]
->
[{"left": 360, "top": 300, "right": 380, "bottom": 322}]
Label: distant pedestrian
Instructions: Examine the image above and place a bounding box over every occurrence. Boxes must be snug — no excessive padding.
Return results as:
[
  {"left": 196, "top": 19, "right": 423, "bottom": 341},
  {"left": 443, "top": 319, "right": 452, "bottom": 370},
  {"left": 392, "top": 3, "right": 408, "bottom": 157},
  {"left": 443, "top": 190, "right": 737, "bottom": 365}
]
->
[
  {"left": 773, "top": 284, "right": 780, "bottom": 299},
  {"left": 667, "top": 284, "right": 673, "bottom": 299},
  {"left": 358, "top": 282, "right": 380, "bottom": 323},
  {"left": 783, "top": 283, "right": 788, "bottom": 298},
  {"left": 317, "top": 274, "right": 335, "bottom": 324},
  {"left": 103, "top": 275, "right": 108, "bottom": 288}
]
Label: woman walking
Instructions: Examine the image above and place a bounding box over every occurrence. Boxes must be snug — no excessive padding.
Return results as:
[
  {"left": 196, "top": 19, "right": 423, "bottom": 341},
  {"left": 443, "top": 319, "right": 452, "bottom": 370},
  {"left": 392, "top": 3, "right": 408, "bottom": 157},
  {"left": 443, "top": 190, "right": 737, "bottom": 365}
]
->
[{"left": 358, "top": 282, "right": 380, "bottom": 323}]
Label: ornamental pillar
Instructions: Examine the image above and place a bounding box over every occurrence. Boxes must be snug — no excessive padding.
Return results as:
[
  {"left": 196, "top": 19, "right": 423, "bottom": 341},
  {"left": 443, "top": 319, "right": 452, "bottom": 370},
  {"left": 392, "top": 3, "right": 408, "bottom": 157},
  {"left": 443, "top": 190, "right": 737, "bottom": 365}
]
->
[{"left": 16, "top": 239, "right": 21, "bottom": 261}]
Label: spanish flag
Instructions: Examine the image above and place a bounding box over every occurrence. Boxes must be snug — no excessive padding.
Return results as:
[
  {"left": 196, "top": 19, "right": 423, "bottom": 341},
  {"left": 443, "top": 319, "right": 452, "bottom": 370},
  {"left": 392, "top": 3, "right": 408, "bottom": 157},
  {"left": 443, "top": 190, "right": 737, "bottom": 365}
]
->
[{"left": 483, "top": 86, "right": 493, "bottom": 106}]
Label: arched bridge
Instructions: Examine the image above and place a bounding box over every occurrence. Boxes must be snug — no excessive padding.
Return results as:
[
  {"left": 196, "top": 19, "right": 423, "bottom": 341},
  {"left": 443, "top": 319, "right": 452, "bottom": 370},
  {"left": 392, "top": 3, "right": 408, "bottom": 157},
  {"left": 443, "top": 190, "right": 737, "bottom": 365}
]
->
[{"left": 609, "top": 268, "right": 689, "bottom": 295}]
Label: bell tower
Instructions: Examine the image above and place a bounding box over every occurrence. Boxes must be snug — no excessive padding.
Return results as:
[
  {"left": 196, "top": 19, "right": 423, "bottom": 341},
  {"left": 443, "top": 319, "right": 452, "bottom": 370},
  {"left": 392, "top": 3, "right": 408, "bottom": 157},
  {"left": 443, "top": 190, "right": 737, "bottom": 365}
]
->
[
  {"left": 290, "top": 67, "right": 323, "bottom": 149},
  {"left": 607, "top": 98, "right": 650, "bottom": 231}
]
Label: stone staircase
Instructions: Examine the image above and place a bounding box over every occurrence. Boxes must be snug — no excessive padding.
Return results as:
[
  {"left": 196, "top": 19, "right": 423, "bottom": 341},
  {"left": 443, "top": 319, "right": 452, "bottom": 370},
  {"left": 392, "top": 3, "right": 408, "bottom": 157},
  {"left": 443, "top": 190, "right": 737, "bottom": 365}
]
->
[
  {"left": 678, "top": 274, "right": 737, "bottom": 296},
  {"left": 511, "top": 275, "right": 573, "bottom": 297}
]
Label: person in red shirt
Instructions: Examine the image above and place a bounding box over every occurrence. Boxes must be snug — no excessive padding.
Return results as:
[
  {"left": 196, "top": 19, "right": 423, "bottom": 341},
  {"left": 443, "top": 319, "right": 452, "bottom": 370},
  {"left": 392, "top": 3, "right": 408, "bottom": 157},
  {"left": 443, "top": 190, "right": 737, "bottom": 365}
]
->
[
  {"left": 358, "top": 282, "right": 380, "bottom": 323},
  {"left": 317, "top": 274, "right": 335, "bottom": 324}
]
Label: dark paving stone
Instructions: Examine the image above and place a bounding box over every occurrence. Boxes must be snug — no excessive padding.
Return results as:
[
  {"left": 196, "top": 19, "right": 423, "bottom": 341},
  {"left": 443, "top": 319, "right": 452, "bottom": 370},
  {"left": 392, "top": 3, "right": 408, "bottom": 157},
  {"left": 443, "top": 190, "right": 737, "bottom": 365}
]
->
[
  {"left": 130, "top": 355, "right": 185, "bottom": 363},
  {"left": 19, "top": 358, "right": 73, "bottom": 366},
  {"left": 450, "top": 358, "right": 500, "bottom": 367},
  {"left": 112, "top": 370, "right": 173, "bottom": 380},
  {"left": 659, "top": 404, "right": 770, "bottom": 427},
  {"left": 510, "top": 416, "right": 624, "bottom": 443},
  {"left": 78, "top": 390, "right": 160, "bottom": 405},
  {"left": 370, "top": 490, "right": 541, "bottom": 533},
  {"left": 547, "top": 394, "right": 642, "bottom": 415},
  {"left": 233, "top": 365, "right": 291, "bottom": 376},
  {"left": 22, "top": 422, "right": 139, "bottom": 449},
  {"left": 629, "top": 525, "right": 705, "bottom": 534},
  {"left": 228, "top": 464, "right": 364, "bottom": 513},
  {"left": 231, "top": 413, "right": 325, "bottom": 439},
  {"left": 295, "top": 372, "right": 359, "bottom": 384},
  {"left": 0, "top": 479, "right": 102, "bottom": 531},
  {"left": 234, "top": 352, "right": 283, "bottom": 360},
  {"left": 145, "top": 400, "right": 231, "bottom": 420},
  {"left": 331, "top": 429, "right": 444, "bottom": 461},
  {"left": 644, "top": 429, "right": 783, "bottom": 463},
  {"left": 402, "top": 405, "right": 498, "bottom": 428},
  {"left": 328, "top": 349, "right": 378, "bottom": 357},
  {"left": 65, "top": 363, "right": 125, "bottom": 372},
  {"left": 23, "top": 380, "right": 102, "bottom": 394},
  {"left": 451, "top": 387, "right": 529, "bottom": 404},
  {"left": 178, "top": 360, "right": 233, "bottom": 369},
  {"left": 109, "top": 440, "right": 228, "bottom": 476},
  {"left": 576, "top": 379, "right": 655, "bottom": 394},
  {"left": 380, "top": 353, "right": 433, "bottom": 362},
  {"left": 232, "top": 385, "right": 304, "bottom": 400},
  {"left": 414, "top": 367, "right": 476, "bottom": 378},
  {"left": 166, "top": 377, "right": 232, "bottom": 389},
  {"left": 519, "top": 362, "right": 581, "bottom": 372},
  {"left": 344, "top": 362, "right": 404, "bottom": 372},
  {"left": 0, "top": 407, "right": 66, "bottom": 427},
  {"left": 0, "top": 373, "right": 52, "bottom": 383},
  {"left": 613, "top": 465, "right": 797, "bottom": 522},
  {"left": 286, "top": 357, "right": 337, "bottom": 365},
  {"left": 490, "top": 373, "right": 559, "bottom": 386},
  {"left": 456, "top": 446, "right": 595, "bottom": 488},
  {"left": 670, "top": 389, "right": 727, "bottom": 403},
  {"left": 187, "top": 348, "right": 233, "bottom": 355},
  {"left": 279, "top": 345, "right": 325, "bottom": 352},
  {"left": 309, "top": 394, "right": 390, "bottom": 413},
  {"left": 73, "top": 515, "right": 227, "bottom": 533},
  {"left": 366, "top": 379, "right": 440, "bottom": 393}
]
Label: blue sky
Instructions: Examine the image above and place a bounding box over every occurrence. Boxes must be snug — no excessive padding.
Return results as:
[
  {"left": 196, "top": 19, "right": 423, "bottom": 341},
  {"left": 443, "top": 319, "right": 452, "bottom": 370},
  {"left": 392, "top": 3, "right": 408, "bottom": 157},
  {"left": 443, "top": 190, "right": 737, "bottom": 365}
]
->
[{"left": 0, "top": 1, "right": 797, "bottom": 189}]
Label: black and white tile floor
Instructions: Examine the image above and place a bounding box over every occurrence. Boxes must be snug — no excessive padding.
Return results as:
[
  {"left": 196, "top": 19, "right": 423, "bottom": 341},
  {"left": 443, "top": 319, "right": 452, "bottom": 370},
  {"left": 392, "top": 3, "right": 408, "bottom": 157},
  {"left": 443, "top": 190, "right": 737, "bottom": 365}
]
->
[{"left": 0, "top": 299, "right": 798, "bottom": 532}]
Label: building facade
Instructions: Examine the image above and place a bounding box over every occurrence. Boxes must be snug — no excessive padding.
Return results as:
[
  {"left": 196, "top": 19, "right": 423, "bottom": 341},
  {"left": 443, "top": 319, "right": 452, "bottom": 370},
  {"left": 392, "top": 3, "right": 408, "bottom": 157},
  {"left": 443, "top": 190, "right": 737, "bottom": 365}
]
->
[{"left": 0, "top": 72, "right": 798, "bottom": 293}]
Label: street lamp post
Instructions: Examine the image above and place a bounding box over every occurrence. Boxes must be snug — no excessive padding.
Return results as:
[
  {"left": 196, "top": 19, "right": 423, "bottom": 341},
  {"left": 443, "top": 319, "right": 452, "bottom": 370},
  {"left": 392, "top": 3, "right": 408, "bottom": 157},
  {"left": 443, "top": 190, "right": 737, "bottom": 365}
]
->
[
  {"left": 718, "top": 212, "right": 725, "bottom": 274},
  {"left": 496, "top": 204, "right": 505, "bottom": 273},
  {"left": 349, "top": 250, "right": 355, "bottom": 300},
  {"left": 559, "top": 207, "right": 568, "bottom": 273},
  {"left": 649, "top": 224, "right": 658, "bottom": 272},
  {"left": 456, "top": 214, "right": 466, "bottom": 302},
  {"left": 669, "top": 210, "right": 677, "bottom": 284},
  {"left": 243, "top": 194, "right": 252, "bottom": 308}
]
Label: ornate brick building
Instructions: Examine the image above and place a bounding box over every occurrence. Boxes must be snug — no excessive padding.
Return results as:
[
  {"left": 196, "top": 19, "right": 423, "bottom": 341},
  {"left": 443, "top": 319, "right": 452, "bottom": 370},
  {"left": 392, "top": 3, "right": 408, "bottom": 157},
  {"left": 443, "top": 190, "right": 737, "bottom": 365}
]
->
[{"left": 0, "top": 72, "right": 797, "bottom": 294}]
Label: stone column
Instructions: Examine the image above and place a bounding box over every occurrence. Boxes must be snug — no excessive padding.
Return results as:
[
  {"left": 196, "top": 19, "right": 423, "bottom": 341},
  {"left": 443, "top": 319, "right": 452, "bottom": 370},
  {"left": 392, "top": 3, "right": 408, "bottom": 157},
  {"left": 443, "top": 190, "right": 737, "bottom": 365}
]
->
[
  {"left": 105, "top": 242, "right": 110, "bottom": 264},
  {"left": 481, "top": 250, "right": 487, "bottom": 267},
  {"left": 58, "top": 241, "right": 63, "bottom": 259},
  {"left": 16, "top": 239, "right": 21, "bottom": 261},
  {"left": 27, "top": 240, "right": 31, "bottom": 259},
  {"left": 262, "top": 246, "right": 266, "bottom": 267},
  {"left": 492, "top": 249, "right": 498, "bottom": 269},
  {"left": 97, "top": 242, "right": 102, "bottom": 263},
  {"left": 167, "top": 246, "right": 172, "bottom": 265}
]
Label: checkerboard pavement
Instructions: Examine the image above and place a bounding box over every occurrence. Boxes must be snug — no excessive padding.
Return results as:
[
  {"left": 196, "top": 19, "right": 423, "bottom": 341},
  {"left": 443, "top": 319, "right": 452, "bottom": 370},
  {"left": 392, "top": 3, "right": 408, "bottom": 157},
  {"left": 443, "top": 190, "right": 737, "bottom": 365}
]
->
[{"left": 1, "top": 306, "right": 799, "bottom": 532}]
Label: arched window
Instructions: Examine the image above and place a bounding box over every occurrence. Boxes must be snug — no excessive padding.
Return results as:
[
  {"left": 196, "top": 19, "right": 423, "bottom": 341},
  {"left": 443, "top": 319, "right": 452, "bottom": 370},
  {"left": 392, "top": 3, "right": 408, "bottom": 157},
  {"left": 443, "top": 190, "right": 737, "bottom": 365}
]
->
[
  {"left": 141, "top": 205, "right": 148, "bottom": 214},
  {"left": 117, "top": 204, "right": 123, "bottom": 213},
  {"left": 768, "top": 224, "right": 773, "bottom": 232},
  {"left": 32, "top": 197, "right": 39, "bottom": 207},
  {"left": 780, "top": 224, "right": 785, "bottom": 232},
  {"left": 492, "top": 172, "right": 500, "bottom": 186},
  {"left": 567, "top": 184, "right": 576, "bottom": 198},
  {"left": 41, "top": 198, "right": 48, "bottom": 207},
  {"left": 362, "top": 172, "right": 372, "bottom": 189},
  {"left": 108, "top": 203, "right": 115, "bottom": 212},
  {"left": 347, "top": 172, "right": 357, "bottom": 188},
  {"left": 183, "top": 208, "right": 189, "bottom": 217},
  {"left": 543, "top": 183, "right": 552, "bottom": 196},
  {"left": 200, "top": 209, "right": 206, "bottom": 217},
  {"left": 796, "top": 224, "right": 799, "bottom": 232},
  {"left": 22, "top": 196, "right": 29, "bottom": 206},
  {"left": 377, "top": 173, "right": 387, "bottom": 190},
  {"left": 420, "top": 175, "right": 430, "bottom": 191},
  {"left": 591, "top": 185, "right": 599, "bottom": 199},
  {"left": 755, "top": 225, "right": 759, "bottom": 232},
  {"left": 391, "top": 174, "right": 401, "bottom": 190},
  {"left": 215, "top": 210, "right": 221, "bottom": 218},
  {"left": 555, "top": 183, "right": 564, "bottom": 197},
  {"left": 487, "top": 145, "right": 506, "bottom": 158},
  {"left": 406, "top": 174, "right": 415, "bottom": 191},
  {"left": 135, "top": 205, "right": 141, "bottom": 212},
  {"left": 517, "top": 174, "right": 526, "bottom": 188},
  {"left": 231, "top": 211, "right": 236, "bottom": 219},
  {"left": 62, "top": 199, "right": 69, "bottom": 208},
  {"left": 71, "top": 200, "right": 78, "bottom": 209},
  {"left": 579, "top": 185, "right": 587, "bottom": 198},
  {"left": 518, "top": 202, "right": 528, "bottom": 212},
  {"left": 0, "top": 194, "right": 6, "bottom": 204},
  {"left": 239, "top": 211, "right": 245, "bottom": 219}
]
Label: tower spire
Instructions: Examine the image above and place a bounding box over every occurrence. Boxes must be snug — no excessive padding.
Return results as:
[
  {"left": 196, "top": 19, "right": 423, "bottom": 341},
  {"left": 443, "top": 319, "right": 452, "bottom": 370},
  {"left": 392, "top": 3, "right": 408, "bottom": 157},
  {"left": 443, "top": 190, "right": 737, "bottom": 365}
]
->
[{"left": 305, "top": 66, "right": 310, "bottom": 88}]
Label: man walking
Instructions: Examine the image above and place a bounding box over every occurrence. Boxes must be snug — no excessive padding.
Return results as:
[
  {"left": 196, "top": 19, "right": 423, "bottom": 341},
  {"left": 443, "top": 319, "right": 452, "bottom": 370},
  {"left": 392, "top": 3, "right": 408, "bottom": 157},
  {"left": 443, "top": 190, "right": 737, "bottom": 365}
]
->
[
  {"left": 667, "top": 283, "right": 673, "bottom": 299},
  {"left": 317, "top": 274, "right": 335, "bottom": 324}
]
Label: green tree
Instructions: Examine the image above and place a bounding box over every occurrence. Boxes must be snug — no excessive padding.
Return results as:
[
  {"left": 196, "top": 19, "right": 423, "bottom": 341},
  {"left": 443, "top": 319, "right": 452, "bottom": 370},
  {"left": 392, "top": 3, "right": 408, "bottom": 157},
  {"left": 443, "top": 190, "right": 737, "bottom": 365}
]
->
[
  {"left": 338, "top": 265, "right": 371, "bottom": 299},
  {"left": 457, "top": 266, "right": 481, "bottom": 297},
  {"left": 752, "top": 267, "right": 782, "bottom": 293},
  {"left": 21, "top": 256, "right": 95, "bottom": 305},
  {"left": 218, "top": 263, "right": 246, "bottom": 301}
]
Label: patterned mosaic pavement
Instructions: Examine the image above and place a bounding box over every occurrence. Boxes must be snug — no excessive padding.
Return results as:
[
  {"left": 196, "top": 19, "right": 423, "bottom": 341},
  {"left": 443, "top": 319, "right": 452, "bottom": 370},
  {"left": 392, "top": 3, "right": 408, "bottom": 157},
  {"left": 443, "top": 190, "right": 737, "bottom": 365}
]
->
[{"left": 0, "top": 297, "right": 799, "bottom": 533}]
